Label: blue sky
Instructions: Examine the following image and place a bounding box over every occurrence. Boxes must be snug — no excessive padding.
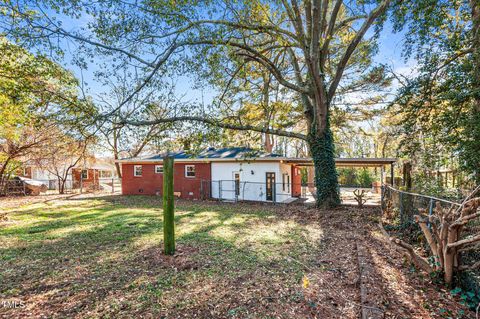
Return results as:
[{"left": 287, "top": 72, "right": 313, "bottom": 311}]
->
[{"left": 50, "top": 10, "right": 414, "bottom": 114}]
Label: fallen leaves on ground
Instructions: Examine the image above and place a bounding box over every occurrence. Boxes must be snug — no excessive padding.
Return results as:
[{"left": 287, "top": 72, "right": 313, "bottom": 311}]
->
[{"left": 0, "top": 195, "right": 471, "bottom": 318}]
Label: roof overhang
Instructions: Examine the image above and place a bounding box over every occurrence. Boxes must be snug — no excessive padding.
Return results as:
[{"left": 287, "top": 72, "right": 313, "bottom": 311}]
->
[
  {"left": 116, "top": 157, "right": 397, "bottom": 167},
  {"left": 115, "top": 157, "right": 289, "bottom": 164}
]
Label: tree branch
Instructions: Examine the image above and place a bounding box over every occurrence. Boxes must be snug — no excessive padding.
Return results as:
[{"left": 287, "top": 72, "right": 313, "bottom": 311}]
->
[
  {"left": 119, "top": 115, "right": 307, "bottom": 140},
  {"left": 447, "top": 234, "right": 480, "bottom": 250},
  {"left": 327, "top": 0, "right": 391, "bottom": 103}
]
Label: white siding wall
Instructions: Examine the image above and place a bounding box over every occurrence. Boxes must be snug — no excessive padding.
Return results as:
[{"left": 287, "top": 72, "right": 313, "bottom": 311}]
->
[
  {"left": 211, "top": 162, "right": 292, "bottom": 202},
  {"left": 32, "top": 168, "right": 72, "bottom": 181},
  {"left": 32, "top": 168, "right": 54, "bottom": 180}
]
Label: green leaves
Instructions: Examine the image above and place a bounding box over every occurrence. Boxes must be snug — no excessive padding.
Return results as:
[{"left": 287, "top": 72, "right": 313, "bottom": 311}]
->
[
  {"left": 388, "top": 0, "right": 480, "bottom": 184},
  {"left": 450, "top": 287, "right": 480, "bottom": 310}
]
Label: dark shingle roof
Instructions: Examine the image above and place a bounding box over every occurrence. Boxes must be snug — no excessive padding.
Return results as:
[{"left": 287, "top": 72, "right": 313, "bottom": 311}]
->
[{"left": 127, "top": 147, "right": 282, "bottom": 161}]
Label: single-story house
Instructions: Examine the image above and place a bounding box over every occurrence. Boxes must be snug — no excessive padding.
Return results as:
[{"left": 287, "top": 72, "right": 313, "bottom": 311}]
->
[
  {"left": 71, "top": 163, "right": 116, "bottom": 189},
  {"left": 117, "top": 147, "right": 397, "bottom": 203},
  {"left": 20, "top": 159, "right": 117, "bottom": 191}
]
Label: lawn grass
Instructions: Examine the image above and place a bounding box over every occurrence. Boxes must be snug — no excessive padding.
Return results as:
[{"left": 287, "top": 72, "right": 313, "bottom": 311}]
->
[{"left": 0, "top": 195, "right": 324, "bottom": 318}]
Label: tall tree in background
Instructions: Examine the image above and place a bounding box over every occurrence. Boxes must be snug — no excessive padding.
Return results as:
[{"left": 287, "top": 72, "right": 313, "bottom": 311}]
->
[
  {"left": 215, "top": 68, "right": 303, "bottom": 153},
  {"left": 390, "top": 0, "right": 480, "bottom": 184},
  {"left": 0, "top": 37, "right": 90, "bottom": 184},
  {"left": 32, "top": 133, "right": 91, "bottom": 194},
  {"left": 97, "top": 74, "right": 174, "bottom": 177}
]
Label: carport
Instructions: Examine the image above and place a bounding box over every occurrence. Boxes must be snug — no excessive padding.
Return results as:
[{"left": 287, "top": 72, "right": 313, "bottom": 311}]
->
[
  {"left": 284, "top": 157, "right": 397, "bottom": 185},
  {"left": 283, "top": 157, "right": 398, "bottom": 205}
]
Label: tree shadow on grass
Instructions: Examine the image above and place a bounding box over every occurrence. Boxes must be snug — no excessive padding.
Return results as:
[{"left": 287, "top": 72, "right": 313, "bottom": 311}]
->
[{"left": 1, "top": 195, "right": 324, "bottom": 318}]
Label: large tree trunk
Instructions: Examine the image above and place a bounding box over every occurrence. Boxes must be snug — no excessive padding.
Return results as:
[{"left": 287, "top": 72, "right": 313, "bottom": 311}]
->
[
  {"left": 58, "top": 176, "right": 65, "bottom": 194},
  {"left": 264, "top": 133, "right": 274, "bottom": 153},
  {"left": 308, "top": 119, "right": 341, "bottom": 208},
  {"left": 113, "top": 151, "right": 122, "bottom": 178},
  {"left": 0, "top": 156, "right": 12, "bottom": 184}
]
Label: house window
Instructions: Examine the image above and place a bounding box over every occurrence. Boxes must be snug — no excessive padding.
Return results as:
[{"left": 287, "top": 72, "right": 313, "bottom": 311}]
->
[
  {"left": 185, "top": 165, "right": 195, "bottom": 178},
  {"left": 134, "top": 165, "right": 142, "bottom": 177},
  {"left": 81, "top": 169, "right": 88, "bottom": 179},
  {"left": 155, "top": 165, "right": 163, "bottom": 174},
  {"left": 99, "top": 170, "right": 112, "bottom": 178}
]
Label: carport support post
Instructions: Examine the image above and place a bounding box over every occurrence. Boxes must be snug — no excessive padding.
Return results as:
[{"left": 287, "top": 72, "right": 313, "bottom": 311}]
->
[
  {"left": 163, "top": 156, "right": 175, "bottom": 255},
  {"left": 390, "top": 163, "right": 395, "bottom": 186},
  {"left": 380, "top": 166, "right": 384, "bottom": 185}
]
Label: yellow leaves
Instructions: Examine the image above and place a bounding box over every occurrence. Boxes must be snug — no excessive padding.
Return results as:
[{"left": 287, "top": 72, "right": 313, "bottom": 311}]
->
[
  {"left": 245, "top": 0, "right": 271, "bottom": 24},
  {"left": 341, "top": 32, "right": 356, "bottom": 43},
  {"left": 302, "top": 275, "right": 310, "bottom": 289},
  {"left": 0, "top": 95, "right": 29, "bottom": 142}
]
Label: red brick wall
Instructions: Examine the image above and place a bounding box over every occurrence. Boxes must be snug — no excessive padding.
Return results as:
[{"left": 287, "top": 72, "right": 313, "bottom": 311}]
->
[
  {"left": 291, "top": 165, "right": 302, "bottom": 197},
  {"left": 72, "top": 168, "right": 99, "bottom": 188},
  {"left": 121, "top": 163, "right": 211, "bottom": 199}
]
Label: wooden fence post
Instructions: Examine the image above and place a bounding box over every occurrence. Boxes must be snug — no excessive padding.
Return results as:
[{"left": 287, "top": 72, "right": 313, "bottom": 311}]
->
[
  {"left": 427, "top": 198, "right": 435, "bottom": 229},
  {"left": 163, "top": 156, "right": 175, "bottom": 255}
]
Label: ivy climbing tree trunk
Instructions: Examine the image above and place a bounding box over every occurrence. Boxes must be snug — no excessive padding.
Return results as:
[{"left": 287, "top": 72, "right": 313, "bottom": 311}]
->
[
  {"left": 308, "top": 119, "right": 340, "bottom": 207},
  {"left": 163, "top": 156, "right": 175, "bottom": 255}
]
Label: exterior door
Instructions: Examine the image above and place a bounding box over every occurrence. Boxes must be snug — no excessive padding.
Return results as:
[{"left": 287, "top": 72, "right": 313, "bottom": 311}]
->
[
  {"left": 266, "top": 172, "right": 276, "bottom": 201},
  {"left": 233, "top": 172, "right": 240, "bottom": 197}
]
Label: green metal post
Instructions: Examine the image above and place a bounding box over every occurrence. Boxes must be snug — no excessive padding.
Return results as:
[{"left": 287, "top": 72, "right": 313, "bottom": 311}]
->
[{"left": 163, "top": 156, "right": 175, "bottom": 255}]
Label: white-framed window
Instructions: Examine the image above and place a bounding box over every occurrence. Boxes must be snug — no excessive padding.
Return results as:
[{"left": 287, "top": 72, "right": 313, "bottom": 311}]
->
[
  {"left": 185, "top": 165, "right": 195, "bottom": 178},
  {"left": 134, "top": 165, "right": 142, "bottom": 177},
  {"left": 155, "top": 165, "right": 163, "bottom": 174},
  {"left": 81, "top": 169, "right": 88, "bottom": 179},
  {"left": 99, "top": 170, "right": 112, "bottom": 178}
]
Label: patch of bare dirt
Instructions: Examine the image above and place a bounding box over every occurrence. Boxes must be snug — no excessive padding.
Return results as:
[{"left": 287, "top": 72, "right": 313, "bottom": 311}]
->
[{"left": 134, "top": 244, "right": 200, "bottom": 271}]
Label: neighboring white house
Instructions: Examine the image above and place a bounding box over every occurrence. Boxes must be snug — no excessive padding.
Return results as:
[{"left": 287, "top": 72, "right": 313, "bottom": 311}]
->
[{"left": 20, "top": 158, "right": 117, "bottom": 190}]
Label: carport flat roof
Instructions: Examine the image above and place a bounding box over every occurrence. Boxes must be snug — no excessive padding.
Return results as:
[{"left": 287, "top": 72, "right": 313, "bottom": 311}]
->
[{"left": 285, "top": 157, "right": 397, "bottom": 167}]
